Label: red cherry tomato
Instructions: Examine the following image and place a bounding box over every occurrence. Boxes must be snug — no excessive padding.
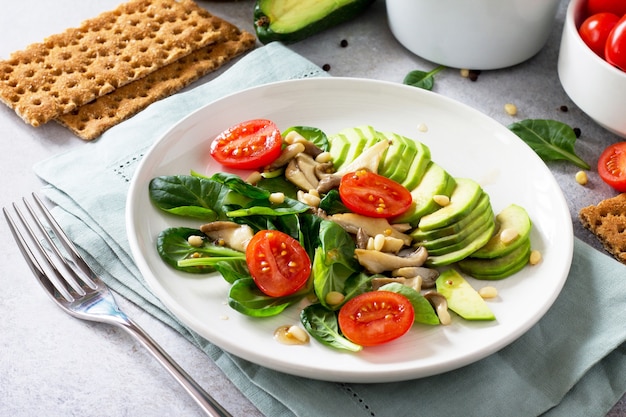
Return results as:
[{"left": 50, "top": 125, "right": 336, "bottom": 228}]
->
[
  {"left": 579, "top": 12, "right": 620, "bottom": 58},
  {"left": 606, "top": 15, "right": 626, "bottom": 71},
  {"left": 598, "top": 142, "right": 626, "bottom": 192},
  {"left": 245, "top": 230, "right": 311, "bottom": 298},
  {"left": 587, "top": 0, "right": 626, "bottom": 17},
  {"left": 338, "top": 291, "right": 415, "bottom": 346},
  {"left": 339, "top": 170, "right": 412, "bottom": 218},
  {"left": 210, "top": 119, "right": 282, "bottom": 170}
]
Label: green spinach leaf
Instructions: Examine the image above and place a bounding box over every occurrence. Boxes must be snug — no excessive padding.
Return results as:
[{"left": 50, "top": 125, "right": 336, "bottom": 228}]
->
[
  {"left": 403, "top": 65, "right": 445, "bottom": 90},
  {"left": 300, "top": 303, "right": 362, "bottom": 352},
  {"left": 156, "top": 227, "right": 244, "bottom": 273},
  {"left": 228, "top": 278, "right": 304, "bottom": 317},
  {"left": 149, "top": 175, "right": 229, "bottom": 220},
  {"left": 379, "top": 282, "right": 440, "bottom": 325},
  {"left": 508, "top": 119, "right": 590, "bottom": 169},
  {"left": 282, "top": 126, "right": 329, "bottom": 151}
]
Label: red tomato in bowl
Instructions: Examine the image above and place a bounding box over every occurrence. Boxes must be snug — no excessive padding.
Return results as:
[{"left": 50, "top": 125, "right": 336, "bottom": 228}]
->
[
  {"left": 579, "top": 12, "right": 620, "bottom": 57},
  {"left": 587, "top": 0, "right": 626, "bottom": 17},
  {"left": 210, "top": 119, "right": 282, "bottom": 170},
  {"left": 245, "top": 230, "right": 311, "bottom": 298},
  {"left": 605, "top": 15, "right": 626, "bottom": 71},
  {"left": 598, "top": 142, "right": 626, "bottom": 192},
  {"left": 338, "top": 291, "right": 415, "bottom": 346},
  {"left": 339, "top": 170, "right": 412, "bottom": 218}
]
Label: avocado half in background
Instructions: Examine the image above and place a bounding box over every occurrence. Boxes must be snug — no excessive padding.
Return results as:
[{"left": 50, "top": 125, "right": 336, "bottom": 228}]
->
[{"left": 254, "top": 0, "right": 376, "bottom": 44}]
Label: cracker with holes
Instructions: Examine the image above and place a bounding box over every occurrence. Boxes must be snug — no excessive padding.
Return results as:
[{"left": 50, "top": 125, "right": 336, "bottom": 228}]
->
[
  {"left": 0, "top": 0, "right": 229, "bottom": 127},
  {"left": 579, "top": 193, "right": 626, "bottom": 264},
  {"left": 56, "top": 25, "right": 255, "bottom": 140}
]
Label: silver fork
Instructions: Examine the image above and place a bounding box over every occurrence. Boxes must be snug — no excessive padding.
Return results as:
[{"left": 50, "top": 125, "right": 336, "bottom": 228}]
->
[{"left": 3, "top": 193, "right": 233, "bottom": 417}]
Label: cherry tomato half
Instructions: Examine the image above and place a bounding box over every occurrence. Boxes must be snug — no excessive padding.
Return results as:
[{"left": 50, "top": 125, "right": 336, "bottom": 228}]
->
[
  {"left": 587, "top": 0, "right": 626, "bottom": 17},
  {"left": 339, "top": 170, "right": 412, "bottom": 218},
  {"left": 245, "top": 230, "right": 311, "bottom": 298},
  {"left": 606, "top": 15, "right": 626, "bottom": 71},
  {"left": 210, "top": 119, "right": 282, "bottom": 170},
  {"left": 579, "top": 12, "right": 620, "bottom": 58},
  {"left": 598, "top": 142, "right": 626, "bottom": 192},
  {"left": 338, "top": 291, "right": 415, "bottom": 346}
]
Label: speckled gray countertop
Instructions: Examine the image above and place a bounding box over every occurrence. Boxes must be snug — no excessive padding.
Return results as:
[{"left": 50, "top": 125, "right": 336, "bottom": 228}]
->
[{"left": 1, "top": 0, "right": 624, "bottom": 416}]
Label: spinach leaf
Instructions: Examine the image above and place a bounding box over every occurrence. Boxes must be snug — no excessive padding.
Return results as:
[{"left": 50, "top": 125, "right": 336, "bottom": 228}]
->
[
  {"left": 343, "top": 272, "right": 376, "bottom": 300},
  {"left": 156, "top": 227, "right": 244, "bottom": 273},
  {"left": 300, "top": 303, "right": 362, "bottom": 352},
  {"left": 403, "top": 65, "right": 445, "bottom": 90},
  {"left": 319, "top": 189, "right": 349, "bottom": 215},
  {"left": 228, "top": 278, "right": 304, "bottom": 317},
  {"left": 149, "top": 175, "right": 229, "bottom": 220},
  {"left": 379, "top": 283, "right": 440, "bottom": 325},
  {"left": 213, "top": 260, "right": 250, "bottom": 284},
  {"left": 282, "top": 126, "right": 330, "bottom": 151},
  {"left": 508, "top": 119, "right": 590, "bottom": 169},
  {"left": 312, "top": 220, "right": 360, "bottom": 309},
  {"left": 210, "top": 172, "right": 270, "bottom": 200}
]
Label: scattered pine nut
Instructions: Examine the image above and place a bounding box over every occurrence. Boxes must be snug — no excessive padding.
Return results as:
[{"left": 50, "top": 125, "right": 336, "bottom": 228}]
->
[
  {"left": 529, "top": 250, "right": 542, "bottom": 265},
  {"left": 433, "top": 194, "right": 450, "bottom": 206},
  {"left": 417, "top": 123, "right": 429, "bottom": 133},
  {"left": 575, "top": 170, "right": 588, "bottom": 185},
  {"left": 187, "top": 235, "right": 203, "bottom": 247},
  {"left": 325, "top": 291, "right": 345, "bottom": 306},
  {"left": 479, "top": 286, "right": 498, "bottom": 299},
  {"left": 504, "top": 103, "right": 518, "bottom": 116},
  {"left": 500, "top": 228, "right": 519, "bottom": 244},
  {"left": 269, "top": 192, "right": 285, "bottom": 204},
  {"left": 460, "top": 68, "right": 470, "bottom": 78},
  {"left": 246, "top": 171, "right": 262, "bottom": 185}
]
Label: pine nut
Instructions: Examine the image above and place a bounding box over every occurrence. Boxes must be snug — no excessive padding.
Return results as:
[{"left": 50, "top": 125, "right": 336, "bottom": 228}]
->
[
  {"left": 246, "top": 171, "right": 262, "bottom": 185},
  {"left": 269, "top": 192, "right": 285, "bottom": 204},
  {"left": 529, "top": 250, "right": 542, "bottom": 265},
  {"left": 479, "top": 286, "right": 498, "bottom": 299},
  {"left": 500, "top": 228, "right": 519, "bottom": 244},
  {"left": 325, "top": 291, "right": 345, "bottom": 306},
  {"left": 374, "top": 234, "right": 386, "bottom": 251},
  {"left": 433, "top": 194, "right": 450, "bottom": 206},
  {"left": 575, "top": 170, "right": 588, "bottom": 185},
  {"left": 504, "top": 103, "right": 518, "bottom": 116},
  {"left": 315, "top": 151, "right": 332, "bottom": 163},
  {"left": 187, "top": 235, "right": 203, "bottom": 247}
]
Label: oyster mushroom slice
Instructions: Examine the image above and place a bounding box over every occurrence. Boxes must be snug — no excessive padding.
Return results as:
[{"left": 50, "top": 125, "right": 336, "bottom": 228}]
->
[
  {"left": 424, "top": 291, "right": 451, "bottom": 325},
  {"left": 371, "top": 276, "right": 422, "bottom": 292},
  {"left": 199, "top": 221, "right": 254, "bottom": 252},
  {"left": 285, "top": 153, "right": 320, "bottom": 191},
  {"left": 335, "top": 138, "right": 390, "bottom": 176},
  {"left": 392, "top": 266, "right": 439, "bottom": 289},
  {"left": 354, "top": 246, "right": 428, "bottom": 274},
  {"left": 328, "top": 213, "right": 412, "bottom": 246}
]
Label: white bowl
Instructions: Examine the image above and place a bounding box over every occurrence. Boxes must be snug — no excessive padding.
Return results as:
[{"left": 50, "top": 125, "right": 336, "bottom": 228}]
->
[
  {"left": 558, "top": 0, "right": 626, "bottom": 138},
  {"left": 386, "top": 0, "right": 560, "bottom": 70}
]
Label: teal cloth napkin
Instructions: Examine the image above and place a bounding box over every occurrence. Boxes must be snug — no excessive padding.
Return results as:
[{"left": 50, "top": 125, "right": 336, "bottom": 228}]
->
[{"left": 34, "top": 42, "right": 626, "bottom": 417}]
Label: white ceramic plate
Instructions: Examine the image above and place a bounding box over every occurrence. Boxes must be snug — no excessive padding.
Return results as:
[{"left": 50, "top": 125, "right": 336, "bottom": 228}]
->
[{"left": 126, "top": 78, "right": 573, "bottom": 383}]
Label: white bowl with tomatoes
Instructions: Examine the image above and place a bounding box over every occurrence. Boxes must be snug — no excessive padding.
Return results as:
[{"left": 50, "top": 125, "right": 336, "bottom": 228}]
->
[{"left": 558, "top": 0, "right": 626, "bottom": 138}]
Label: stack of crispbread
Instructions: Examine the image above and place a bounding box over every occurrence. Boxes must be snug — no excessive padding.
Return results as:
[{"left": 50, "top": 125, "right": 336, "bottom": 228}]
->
[
  {"left": 0, "top": 0, "right": 256, "bottom": 140},
  {"left": 579, "top": 193, "right": 626, "bottom": 264}
]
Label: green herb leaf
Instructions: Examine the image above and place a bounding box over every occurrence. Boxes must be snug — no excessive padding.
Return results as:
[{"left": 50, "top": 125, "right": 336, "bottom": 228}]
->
[
  {"left": 300, "top": 303, "right": 362, "bottom": 352},
  {"left": 508, "top": 119, "right": 590, "bottom": 169},
  {"left": 403, "top": 65, "right": 445, "bottom": 90},
  {"left": 228, "top": 278, "right": 304, "bottom": 317}
]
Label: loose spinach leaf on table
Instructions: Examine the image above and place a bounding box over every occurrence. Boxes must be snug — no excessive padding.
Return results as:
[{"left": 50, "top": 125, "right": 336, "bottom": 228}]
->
[
  {"left": 403, "top": 65, "right": 445, "bottom": 90},
  {"left": 508, "top": 119, "right": 590, "bottom": 169}
]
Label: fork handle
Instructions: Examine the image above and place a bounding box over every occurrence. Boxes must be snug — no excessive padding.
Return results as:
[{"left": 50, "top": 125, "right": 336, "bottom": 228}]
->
[{"left": 118, "top": 319, "right": 233, "bottom": 417}]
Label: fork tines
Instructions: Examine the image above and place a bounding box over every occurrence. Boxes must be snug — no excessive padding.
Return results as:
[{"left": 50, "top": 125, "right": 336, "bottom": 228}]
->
[{"left": 3, "top": 193, "right": 97, "bottom": 303}]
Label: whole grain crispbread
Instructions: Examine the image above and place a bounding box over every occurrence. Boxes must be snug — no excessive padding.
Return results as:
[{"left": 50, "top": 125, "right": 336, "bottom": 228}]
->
[
  {"left": 56, "top": 24, "right": 256, "bottom": 140},
  {"left": 0, "top": 0, "right": 228, "bottom": 127},
  {"left": 579, "top": 193, "right": 626, "bottom": 264}
]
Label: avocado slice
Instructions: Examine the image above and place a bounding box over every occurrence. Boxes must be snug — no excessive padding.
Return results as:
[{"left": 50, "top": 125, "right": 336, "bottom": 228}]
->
[
  {"left": 425, "top": 219, "right": 496, "bottom": 267},
  {"left": 399, "top": 140, "right": 432, "bottom": 190},
  {"left": 393, "top": 162, "right": 456, "bottom": 226},
  {"left": 417, "top": 178, "right": 483, "bottom": 231},
  {"left": 379, "top": 133, "right": 418, "bottom": 183},
  {"left": 458, "top": 238, "right": 531, "bottom": 280},
  {"left": 421, "top": 209, "right": 496, "bottom": 255},
  {"left": 254, "top": 0, "right": 376, "bottom": 44},
  {"left": 410, "top": 193, "right": 492, "bottom": 241},
  {"left": 328, "top": 133, "right": 351, "bottom": 168},
  {"left": 436, "top": 269, "right": 495, "bottom": 321},
  {"left": 470, "top": 204, "right": 532, "bottom": 259}
]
